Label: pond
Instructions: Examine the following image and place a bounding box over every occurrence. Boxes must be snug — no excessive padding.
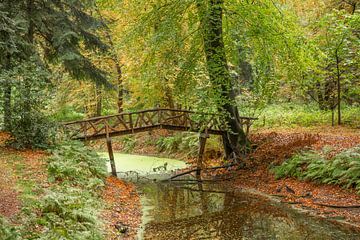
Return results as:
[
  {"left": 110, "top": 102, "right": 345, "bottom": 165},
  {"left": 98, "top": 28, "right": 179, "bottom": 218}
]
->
[{"left": 100, "top": 153, "right": 360, "bottom": 240}]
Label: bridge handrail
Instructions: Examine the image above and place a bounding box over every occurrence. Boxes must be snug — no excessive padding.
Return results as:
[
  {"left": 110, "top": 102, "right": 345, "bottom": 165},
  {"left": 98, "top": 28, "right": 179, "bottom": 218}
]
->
[{"left": 62, "top": 108, "right": 258, "bottom": 126}]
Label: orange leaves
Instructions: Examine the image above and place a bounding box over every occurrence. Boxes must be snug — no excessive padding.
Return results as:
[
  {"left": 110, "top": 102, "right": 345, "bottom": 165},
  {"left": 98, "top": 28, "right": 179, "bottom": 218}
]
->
[{"left": 102, "top": 176, "right": 142, "bottom": 240}]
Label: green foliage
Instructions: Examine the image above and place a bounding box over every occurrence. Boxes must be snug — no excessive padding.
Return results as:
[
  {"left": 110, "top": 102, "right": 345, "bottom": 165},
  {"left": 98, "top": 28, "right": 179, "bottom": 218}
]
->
[
  {"left": 272, "top": 151, "right": 321, "bottom": 179},
  {"left": 35, "top": 188, "right": 104, "bottom": 240},
  {"left": 156, "top": 133, "right": 199, "bottom": 156},
  {"left": 51, "top": 106, "right": 85, "bottom": 122},
  {"left": 250, "top": 102, "right": 360, "bottom": 128},
  {"left": 48, "top": 141, "right": 107, "bottom": 185},
  {"left": 4, "top": 59, "right": 57, "bottom": 149},
  {"left": 273, "top": 145, "right": 360, "bottom": 193},
  {"left": 121, "top": 136, "right": 137, "bottom": 153},
  {"left": 0, "top": 217, "right": 20, "bottom": 240},
  {"left": 36, "top": 142, "right": 106, "bottom": 239},
  {"left": 6, "top": 141, "right": 107, "bottom": 239}
]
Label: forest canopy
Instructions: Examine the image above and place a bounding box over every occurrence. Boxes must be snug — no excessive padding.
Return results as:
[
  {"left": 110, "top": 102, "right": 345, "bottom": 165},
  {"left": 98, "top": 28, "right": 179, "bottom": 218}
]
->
[{"left": 0, "top": 0, "right": 359, "bottom": 148}]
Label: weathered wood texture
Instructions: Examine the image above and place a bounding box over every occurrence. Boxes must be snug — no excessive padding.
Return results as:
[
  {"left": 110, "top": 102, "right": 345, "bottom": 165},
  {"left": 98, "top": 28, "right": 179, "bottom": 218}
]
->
[{"left": 62, "top": 108, "right": 257, "bottom": 141}]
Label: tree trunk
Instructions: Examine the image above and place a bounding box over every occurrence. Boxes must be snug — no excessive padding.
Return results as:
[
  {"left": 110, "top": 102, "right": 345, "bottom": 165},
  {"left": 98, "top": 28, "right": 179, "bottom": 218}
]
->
[
  {"left": 336, "top": 52, "right": 341, "bottom": 125},
  {"left": 196, "top": 0, "right": 248, "bottom": 160},
  {"left": 316, "top": 81, "right": 325, "bottom": 110},
  {"left": 95, "top": 5, "right": 124, "bottom": 113},
  {"left": 95, "top": 83, "right": 102, "bottom": 117}
]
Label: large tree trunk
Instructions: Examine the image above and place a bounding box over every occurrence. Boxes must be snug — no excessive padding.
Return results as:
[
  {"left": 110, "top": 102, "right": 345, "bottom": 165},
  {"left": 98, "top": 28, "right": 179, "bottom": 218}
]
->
[{"left": 196, "top": 0, "right": 248, "bottom": 160}]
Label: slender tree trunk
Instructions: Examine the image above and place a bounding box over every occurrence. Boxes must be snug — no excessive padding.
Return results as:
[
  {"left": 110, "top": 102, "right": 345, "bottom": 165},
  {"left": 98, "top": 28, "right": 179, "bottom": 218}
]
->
[
  {"left": 336, "top": 52, "right": 341, "bottom": 125},
  {"left": 196, "top": 0, "right": 248, "bottom": 160},
  {"left": 95, "top": 83, "right": 102, "bottom": 117},
  {"left": 316, "top": 81, "right": 325, "bottom": 110},
  {"left": 95, "top": 5, "right": 124, "bottom": 113},
  {"left": 3, "top": 54, "right": 12, "bottom": 131}
]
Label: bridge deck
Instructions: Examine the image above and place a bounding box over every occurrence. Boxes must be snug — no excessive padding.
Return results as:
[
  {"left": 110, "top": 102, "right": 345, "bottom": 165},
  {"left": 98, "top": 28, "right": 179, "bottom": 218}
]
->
[{"left": 63, "top": 108, "right": 257, "bottom": 141}]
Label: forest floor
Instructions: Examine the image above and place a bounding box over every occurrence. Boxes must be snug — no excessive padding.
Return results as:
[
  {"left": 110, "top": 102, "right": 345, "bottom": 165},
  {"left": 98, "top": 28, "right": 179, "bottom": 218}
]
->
[{"left": 0, "top": 132, "right": 141, "bottom": 239}]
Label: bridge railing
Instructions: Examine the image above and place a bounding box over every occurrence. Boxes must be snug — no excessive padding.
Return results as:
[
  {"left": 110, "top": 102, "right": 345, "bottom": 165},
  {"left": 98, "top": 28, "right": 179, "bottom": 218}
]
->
[{"left": 62, "top": 108, "right": 257, "bottom": 140}]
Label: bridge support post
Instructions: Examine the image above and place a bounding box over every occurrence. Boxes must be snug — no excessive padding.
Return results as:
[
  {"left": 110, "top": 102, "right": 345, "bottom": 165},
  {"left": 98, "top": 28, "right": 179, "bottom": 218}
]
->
[
  {"left": 106, "top": 126, "right": 117, "bottom": 177},
  {"left": 196, "top": 132, "right": 209, "bottom": 179}
]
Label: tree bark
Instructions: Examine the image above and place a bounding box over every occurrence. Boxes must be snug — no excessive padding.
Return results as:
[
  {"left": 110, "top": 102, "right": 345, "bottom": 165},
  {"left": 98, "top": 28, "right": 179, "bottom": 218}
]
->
[
  {"left": 95, "top": 83, "right": 102, "bottom": 117},
  {"left": 196, "top": 0, "right": 248, "bottom": 160},
  {"left": 336, "top": 51, "right": 341, "bottom": 125}
]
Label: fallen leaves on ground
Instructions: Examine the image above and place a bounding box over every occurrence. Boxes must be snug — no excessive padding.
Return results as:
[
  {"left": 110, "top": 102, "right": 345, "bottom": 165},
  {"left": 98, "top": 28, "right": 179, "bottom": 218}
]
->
[
  {"left": 229, "top": 129, "right": 360, "bottom": 226},
  {"left": 102, "top": 176, "right": 142, "bottom": 240},
  {"left": 0, "top": 132, "right": 47, "bottom": 221},
  {"left": 0, "top": 151, "right": 20, "bottom": 219}
]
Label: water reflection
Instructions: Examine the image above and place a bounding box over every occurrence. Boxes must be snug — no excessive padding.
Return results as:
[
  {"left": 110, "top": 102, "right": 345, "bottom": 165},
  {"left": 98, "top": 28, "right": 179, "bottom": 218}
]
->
[{"left": 137, "top": 182, "right": 360, "bottom": 240}]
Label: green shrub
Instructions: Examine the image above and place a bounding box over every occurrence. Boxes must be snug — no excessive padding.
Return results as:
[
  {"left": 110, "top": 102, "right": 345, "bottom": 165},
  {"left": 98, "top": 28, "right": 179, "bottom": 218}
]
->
[
  {"left": 11, "top": 141, "right": 108, "bottom": 239},
  {"left": 273, "top": 151, "right": 322, "bottom": 179},
  {"left": 273, "top": 145, "right": 360, "bottom": 193},
  {"left": 156, "top": 133, "right": 199, "bottom": 156},
  {"left": 36, "top": 188, "right": 103, "bottom": 240},
  {"left": 122, "top": 136, "right": 137, "bottom": 153},
  {"left": 8, "top": 112, "right": 57, "bottom": 149},
  {"left": 0, "top": 217, "right": 20, "bottom": 240},
  {"left": 47, "top": 141, "right": 106, "bottom": 185},
  {"left": 156, "top": 134, "right": 182, "bottom": 152}
]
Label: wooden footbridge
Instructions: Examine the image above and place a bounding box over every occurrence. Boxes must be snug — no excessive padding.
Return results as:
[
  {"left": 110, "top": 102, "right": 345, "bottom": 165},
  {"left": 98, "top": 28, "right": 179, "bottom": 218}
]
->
[{"left": 62, "top": 108, "right": 257, "bottom": 176}]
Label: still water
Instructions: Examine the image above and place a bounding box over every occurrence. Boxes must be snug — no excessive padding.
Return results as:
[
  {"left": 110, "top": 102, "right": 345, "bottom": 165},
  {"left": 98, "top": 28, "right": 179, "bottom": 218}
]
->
[{"left": 100, "top": 153, "right": 360, "bottom": 240}]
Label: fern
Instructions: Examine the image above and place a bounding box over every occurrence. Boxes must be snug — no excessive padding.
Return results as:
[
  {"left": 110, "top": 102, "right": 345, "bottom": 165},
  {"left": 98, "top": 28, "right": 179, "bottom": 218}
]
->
[{"left": 273, "top": 145, "right": 360, "bottom": 194}]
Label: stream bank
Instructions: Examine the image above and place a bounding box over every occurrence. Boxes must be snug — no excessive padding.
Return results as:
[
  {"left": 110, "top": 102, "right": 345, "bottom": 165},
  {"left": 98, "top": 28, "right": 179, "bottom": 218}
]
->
[{"left": 93, "top": 126, "right": 360, "bottom": 234}]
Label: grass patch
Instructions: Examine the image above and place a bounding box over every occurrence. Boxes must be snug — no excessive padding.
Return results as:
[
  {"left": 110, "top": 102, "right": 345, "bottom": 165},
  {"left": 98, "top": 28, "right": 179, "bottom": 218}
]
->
[
  {"left": 243, "top": 103, "right": 360, "bottom": 128},
  {"left": 273, "top": 145, "right": 360, "bottom": 193}
]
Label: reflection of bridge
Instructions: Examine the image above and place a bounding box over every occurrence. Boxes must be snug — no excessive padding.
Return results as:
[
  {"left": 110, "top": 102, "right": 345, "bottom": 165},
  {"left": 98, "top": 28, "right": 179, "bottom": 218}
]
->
[
  {"left": 63, "top": 108, "right": 257, "bottom": 141},
  {"left": 63, "top": 108, "right": 257, "bottom": 176}
]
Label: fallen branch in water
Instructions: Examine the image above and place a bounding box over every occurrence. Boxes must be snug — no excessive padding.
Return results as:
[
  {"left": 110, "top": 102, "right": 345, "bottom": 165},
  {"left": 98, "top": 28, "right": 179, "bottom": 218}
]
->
[
  {"left": 168, "top": 177, "right": 234, "bottom": 182},
  {"left": 169, "top": 163, "right": 237, "bottom": 180},
  {"left": 178, "top": 186, "right": 230, "bottom": 194}
]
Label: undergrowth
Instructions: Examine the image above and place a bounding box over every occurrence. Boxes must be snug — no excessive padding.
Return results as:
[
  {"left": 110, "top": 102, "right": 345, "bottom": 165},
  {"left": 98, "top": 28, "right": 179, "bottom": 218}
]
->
[
  {"left": 155, "top": 133, "right": 221, "bottom": 157},
  {"left": 0, "top": 217, "right": 19, "bottom": 240},
  {"left": 4, "top": 141, "right": 107, "bottom": 240},
  {"left": 245, "top": 103, "right": 360, "bottom": 128},
  {"left": 273, "top": 145, "right": 360, "bottom": 193}
]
